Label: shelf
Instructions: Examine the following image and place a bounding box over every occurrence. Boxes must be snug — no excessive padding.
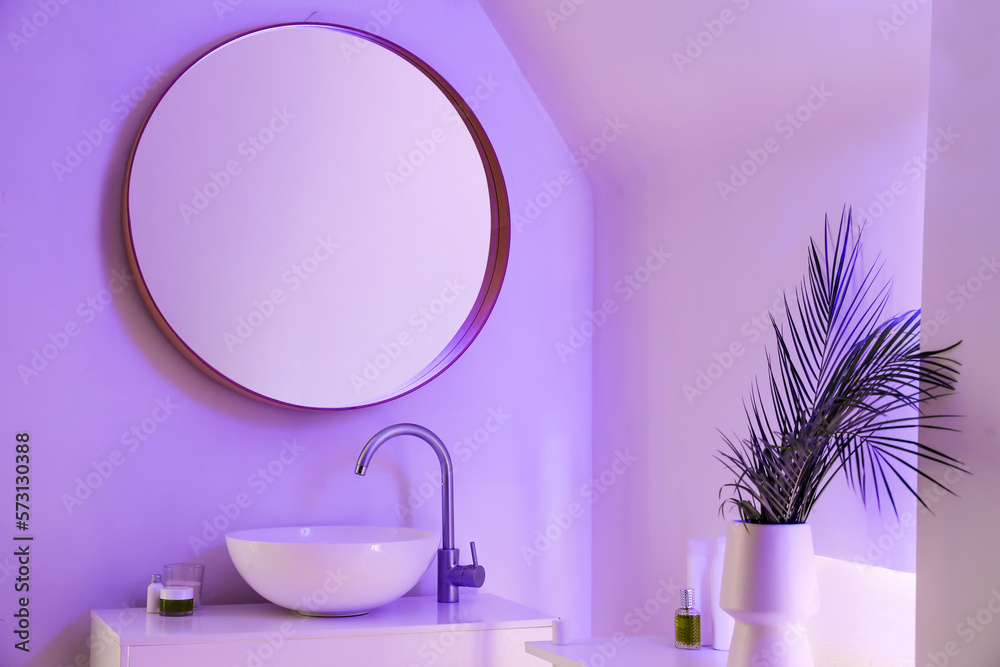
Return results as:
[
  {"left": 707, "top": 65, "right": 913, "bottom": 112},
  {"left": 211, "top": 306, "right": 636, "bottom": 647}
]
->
[{"left": 526, "top": 637, "right": 729, "bottom": 666}]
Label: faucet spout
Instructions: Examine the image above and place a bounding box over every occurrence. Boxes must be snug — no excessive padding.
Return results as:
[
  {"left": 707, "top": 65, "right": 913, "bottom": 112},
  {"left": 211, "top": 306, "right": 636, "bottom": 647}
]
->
[
  {"left": 356, "top": 423, "right": 484, "bottom": 603},
  {"left": 355, "top": 423, "right": 455, "bottom": 550}
]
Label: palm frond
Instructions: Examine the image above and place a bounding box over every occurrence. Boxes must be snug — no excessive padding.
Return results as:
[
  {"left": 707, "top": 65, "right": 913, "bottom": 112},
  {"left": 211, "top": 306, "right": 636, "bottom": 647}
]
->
[{"left": 718, "top": 208, "right": 963, "bottom": 524}]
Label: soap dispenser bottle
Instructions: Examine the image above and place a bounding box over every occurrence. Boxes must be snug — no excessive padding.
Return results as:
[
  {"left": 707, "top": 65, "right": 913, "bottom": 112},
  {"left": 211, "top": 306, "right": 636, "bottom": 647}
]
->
[
  {"left": 675, "top": 587, "right": 701, "bottom": 649},
  {"left": 146, "top": 574, "right": 164, "bottom": 613}
]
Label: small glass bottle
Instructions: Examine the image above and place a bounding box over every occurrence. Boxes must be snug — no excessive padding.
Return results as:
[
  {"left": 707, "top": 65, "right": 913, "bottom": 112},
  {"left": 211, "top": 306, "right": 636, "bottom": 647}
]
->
[
  {"left": 146, "top": 574, "right": 164, "bottom": 614},
  {"left": 675, "top": 587, "right": 701, "bottom": 650}
]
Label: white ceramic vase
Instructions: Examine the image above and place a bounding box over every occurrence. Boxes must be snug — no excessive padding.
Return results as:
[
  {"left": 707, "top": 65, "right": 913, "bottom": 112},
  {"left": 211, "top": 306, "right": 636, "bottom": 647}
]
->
[{"left": 720, "top": 521, "right": 820, "bottom": 667}]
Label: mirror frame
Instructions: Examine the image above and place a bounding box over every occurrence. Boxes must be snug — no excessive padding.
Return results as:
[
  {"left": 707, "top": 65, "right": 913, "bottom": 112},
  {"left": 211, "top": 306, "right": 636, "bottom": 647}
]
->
[{"left": 122, "top": 23, "right": 510, "bottom": 410}]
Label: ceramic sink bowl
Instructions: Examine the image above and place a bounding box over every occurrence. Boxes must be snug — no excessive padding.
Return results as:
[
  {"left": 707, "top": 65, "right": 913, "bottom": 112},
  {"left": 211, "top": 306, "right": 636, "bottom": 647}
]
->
[{"left": 226, "top": 525, "right": 439, "bottom": 616}]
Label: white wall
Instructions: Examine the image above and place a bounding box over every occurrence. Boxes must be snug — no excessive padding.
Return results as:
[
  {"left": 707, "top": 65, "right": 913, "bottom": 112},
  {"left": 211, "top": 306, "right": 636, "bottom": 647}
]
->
[
  {"left": 918, "top": 1, "right": 1000, "bottom": 664},
  {"left": 479, "top": 0, "right": 935, "bottom": 649},
  {"left": 0, "top": 1, "right": 593, "bottom": 665}
]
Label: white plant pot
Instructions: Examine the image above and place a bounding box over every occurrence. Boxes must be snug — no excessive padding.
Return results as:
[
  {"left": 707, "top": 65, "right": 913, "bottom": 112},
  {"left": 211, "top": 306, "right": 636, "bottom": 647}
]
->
[{"left": 720, "top": 521, "right": 819, "bottom": 667}]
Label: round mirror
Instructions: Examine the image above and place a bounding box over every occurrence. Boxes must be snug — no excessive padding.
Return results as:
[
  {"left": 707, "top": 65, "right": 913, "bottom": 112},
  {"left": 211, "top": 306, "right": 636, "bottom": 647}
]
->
[{"left": 124, "top": 23, "right": 509, "bottom": 410}]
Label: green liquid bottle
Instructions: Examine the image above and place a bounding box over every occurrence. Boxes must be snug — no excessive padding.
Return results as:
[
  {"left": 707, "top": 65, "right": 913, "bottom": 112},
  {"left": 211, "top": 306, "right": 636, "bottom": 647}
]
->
[{"left": 675, "top": 587, "right": 701, "bottom": 650}]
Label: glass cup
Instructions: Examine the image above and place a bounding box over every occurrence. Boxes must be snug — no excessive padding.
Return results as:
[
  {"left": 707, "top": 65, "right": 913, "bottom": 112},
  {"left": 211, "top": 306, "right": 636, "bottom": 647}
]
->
[{"left": 163, "top": 563, "right": 205, "bottom": 608}]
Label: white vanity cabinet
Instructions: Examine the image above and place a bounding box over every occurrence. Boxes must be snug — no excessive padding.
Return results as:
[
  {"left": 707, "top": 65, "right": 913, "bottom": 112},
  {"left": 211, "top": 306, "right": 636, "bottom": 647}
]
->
[{"left": 91, "top": 594, "right": 553, "bottom": 667}]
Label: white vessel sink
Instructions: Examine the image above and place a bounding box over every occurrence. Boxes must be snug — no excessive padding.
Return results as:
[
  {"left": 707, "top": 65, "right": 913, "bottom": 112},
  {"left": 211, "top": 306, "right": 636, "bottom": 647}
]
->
[{"left": 226, "top": 526, "right": 439, "bottom": 617}]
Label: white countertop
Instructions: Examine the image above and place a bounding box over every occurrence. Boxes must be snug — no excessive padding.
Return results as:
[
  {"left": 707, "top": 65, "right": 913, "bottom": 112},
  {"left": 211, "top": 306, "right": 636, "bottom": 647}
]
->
[
  {"left": 92, "top": 593, "right": 555, "bottom": 646},
  {"left": 526, "top": 637, "right": 729, "bottom": 666}
]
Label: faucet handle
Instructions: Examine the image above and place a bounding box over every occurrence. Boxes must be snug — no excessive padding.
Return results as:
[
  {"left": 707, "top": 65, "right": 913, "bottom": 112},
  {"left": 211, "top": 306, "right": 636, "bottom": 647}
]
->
[{"left": 451, "top": 541, "right": 486, "bottom": 588}]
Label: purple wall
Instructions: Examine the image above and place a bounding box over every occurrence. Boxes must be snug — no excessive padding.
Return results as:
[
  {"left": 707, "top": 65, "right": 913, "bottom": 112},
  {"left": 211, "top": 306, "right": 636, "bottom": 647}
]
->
[
  {"left": 0, "top": 1, "right": 593, "bottom": 665},
  {"left": 9, "top": 0, "right": 992, "bottom": 663},
  {"left": 480, "top": 0, "right": 935, "bottom": 653}
]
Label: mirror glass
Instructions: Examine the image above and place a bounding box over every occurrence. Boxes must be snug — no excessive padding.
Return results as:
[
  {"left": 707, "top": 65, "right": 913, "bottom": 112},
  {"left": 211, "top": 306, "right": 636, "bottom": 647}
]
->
[{"left": 124, "top": 24, "right": 509, "bottom": 410}]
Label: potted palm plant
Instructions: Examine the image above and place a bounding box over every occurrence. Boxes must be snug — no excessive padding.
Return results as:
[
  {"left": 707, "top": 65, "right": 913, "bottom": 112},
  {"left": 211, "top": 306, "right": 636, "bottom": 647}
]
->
[{"left": 716, "top": 210, "right": 963, "bottom": 667}]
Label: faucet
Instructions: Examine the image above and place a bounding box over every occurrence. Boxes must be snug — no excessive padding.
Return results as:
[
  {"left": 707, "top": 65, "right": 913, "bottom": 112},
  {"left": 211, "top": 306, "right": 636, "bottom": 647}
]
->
[{"left": 355, "top": 423, "right": 485, "bottom": 603}]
